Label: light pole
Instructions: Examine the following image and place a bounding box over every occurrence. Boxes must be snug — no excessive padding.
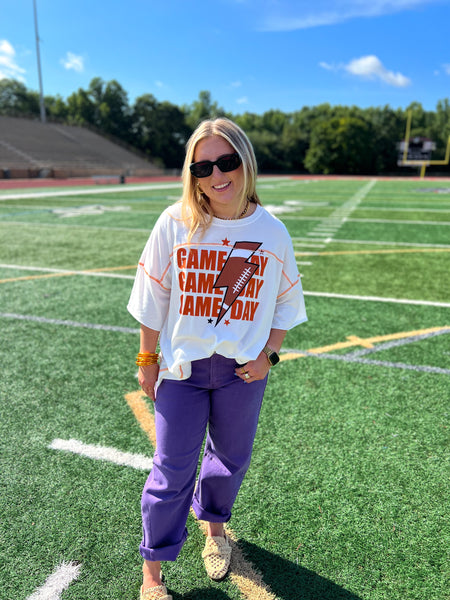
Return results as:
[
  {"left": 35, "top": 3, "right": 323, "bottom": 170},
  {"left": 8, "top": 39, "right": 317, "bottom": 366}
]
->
[{"left": 33, "top": 0, "right": 46, "bottom": 123}]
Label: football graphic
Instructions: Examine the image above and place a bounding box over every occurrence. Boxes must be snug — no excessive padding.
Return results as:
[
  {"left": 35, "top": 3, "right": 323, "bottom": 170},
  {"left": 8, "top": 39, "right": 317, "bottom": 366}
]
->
[{"left": 213, "top": 241, "right": 262, "bottom": 325}]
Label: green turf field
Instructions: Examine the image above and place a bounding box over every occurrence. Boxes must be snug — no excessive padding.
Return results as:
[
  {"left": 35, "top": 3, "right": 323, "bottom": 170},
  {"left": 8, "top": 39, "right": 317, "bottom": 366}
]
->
[{"left": 0, "top": 178, "right": 449, "bottom": 600}]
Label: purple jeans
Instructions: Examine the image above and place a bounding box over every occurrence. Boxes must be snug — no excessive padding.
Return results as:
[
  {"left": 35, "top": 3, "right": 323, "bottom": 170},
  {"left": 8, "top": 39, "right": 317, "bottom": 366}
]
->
[{"left": 140, "top": 353, "right": 268, "bottom": 561}]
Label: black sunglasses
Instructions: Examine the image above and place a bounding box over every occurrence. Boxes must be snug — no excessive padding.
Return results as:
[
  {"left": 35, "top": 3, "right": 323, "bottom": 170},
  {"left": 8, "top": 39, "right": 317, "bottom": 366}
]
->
[{"left": 190, "top": 153, "right": 242, "bottom": 178}]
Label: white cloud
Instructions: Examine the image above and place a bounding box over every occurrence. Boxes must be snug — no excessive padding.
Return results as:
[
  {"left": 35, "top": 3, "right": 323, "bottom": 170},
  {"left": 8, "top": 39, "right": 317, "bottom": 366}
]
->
[
  {"left": 443, "top": 64, "right": 450, "bottom": 75},
  {"left": 0, "top": 39, "right": 26, "bottom": 81},
  {"left": 345, "top": 55, "right": 411, "bottom": 87},
  {"left": 155, "top": 80, "right": 164, "bottom": 88},
  {"left": 230, "top": 80, "right": 242, "bottom": 88},
  {"left": 61, "top": 52, "right": 84, "bottom": 72},
  {"left": 259, "top": 0, "right": 437, "bottom": 31},
  {"left": 319, "top": 61, "right": 335, "bottom": 71},
  {"left": 320, "top": 55, "right": 411, "bottom": 87},
  {"left": 236, "top": 96, "right": 249, "bottom": 104}
]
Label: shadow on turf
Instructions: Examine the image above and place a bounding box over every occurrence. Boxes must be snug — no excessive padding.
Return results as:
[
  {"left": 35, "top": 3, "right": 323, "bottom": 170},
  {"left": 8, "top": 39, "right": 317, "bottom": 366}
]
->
[
  {"left": 169, "top": 540, "right": 362, "bottom": 600},
  {"left": 236, "top": 540, "right": 363, "bottom": 600}
]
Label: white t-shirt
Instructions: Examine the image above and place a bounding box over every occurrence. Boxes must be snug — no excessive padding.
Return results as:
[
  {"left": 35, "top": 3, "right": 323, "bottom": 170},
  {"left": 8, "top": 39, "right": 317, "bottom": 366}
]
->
[{"left": 128, "top": 203, "right": 307, "bottom": 385}]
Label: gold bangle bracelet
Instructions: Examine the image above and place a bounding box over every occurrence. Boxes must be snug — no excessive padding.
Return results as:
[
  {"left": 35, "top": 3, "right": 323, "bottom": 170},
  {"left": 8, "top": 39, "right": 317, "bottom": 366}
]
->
[{"left": 136, "top": 352, "right": 159, "bottom": 366}]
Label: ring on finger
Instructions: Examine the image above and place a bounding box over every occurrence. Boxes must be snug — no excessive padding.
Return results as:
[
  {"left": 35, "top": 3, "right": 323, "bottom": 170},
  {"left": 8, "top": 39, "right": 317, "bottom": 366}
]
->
[{"left": 244, "top": 373, "right": 250, "bottom": 379}]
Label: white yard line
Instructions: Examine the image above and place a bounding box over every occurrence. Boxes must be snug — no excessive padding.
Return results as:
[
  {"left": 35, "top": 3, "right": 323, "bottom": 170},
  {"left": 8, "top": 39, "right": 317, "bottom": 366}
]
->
[
  {"left": 301, "top": 237, "right": 450, "bottom": 249},
  {"left": 0, "top": 263, "right": 135, "bottom": 280},
  {"left": 284, "top": 350, "right": 450, "bottom": 376},
  {"left": 0, "top": 182, "right": 182, "bottom": 201},
  {"left": 49, "top": 439, "right": 153, "bottom": 470},
  {"left": 304, "top": 291, "right": 450, "bottom": 308},
  {"left": 361, "top": 206, "right": 450, "bottom": 213},
  {"left": 0, "top": 220, "right": 151, "bottom": 234},
  {"left": 307, "top": 180, "right": 377, "bottom": 242},
  {"left": 348, "top": 217, "right": 450, "bottom": 226},
  {"left": 0, "top": 312, "right": 139, "bottom": 333},
  {"left": 27, "top": 562, "right": 81, "bottom": 600}
]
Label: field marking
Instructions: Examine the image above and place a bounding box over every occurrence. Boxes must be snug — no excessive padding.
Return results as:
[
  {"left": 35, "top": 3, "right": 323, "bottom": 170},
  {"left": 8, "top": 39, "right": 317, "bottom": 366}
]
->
[
  {"left": 292, "top": 237, "right": 450, "bottom": 249},
  {"left": 281, "top": 326, "right": 449, "bottom": 359},
  {"left": 348, "top": 327, "right": 450, "bottom": 357},
  {"left": 0, "top": 182, "right": 182, "bottom": 201},
  {"left": 0, "top": 271, "right": 75, "bottom": 284},
  {"left": 0, "top": 219, "right": 154, "bottom": 234},
  {"left": 2, "top": 283, "right": 449, "bottom": 336},
  {"left": 304, "top": 291, "right": 450, "bottom": 308},
  {"left": 296, "top": 247, "right": 450, "bottom": 258},
  {"left": 307, "top": 180, "right": 377, "bottom": 243},
  {"left": 49, "top": 438, "right": 153, "bottom": 470},
  {"left": 292, "top": 352, "right": 450, "bottom": 375},
  {"left": 125, "top": 391, "right": 157, "bottom": 448},
  {"left": 359, "top": 206, "right": 450, "bottom": 213},
  {"left": 125, "top": 391, "right": 277, "bottom": 600},
  {"left": 0, "top": 264, "right": 136, "bottom": 284},
  {"left": 281, "top": 326, "right": 450, "bottom": 375},
  {"left": 0, "top": 312, "right": 139, "bottom": 334},
  {"left": 27, "top": 561, "right": 81, "bottom": 600},
  {"left": 348, "top": 217, "right": 450, "bottom": 226}
]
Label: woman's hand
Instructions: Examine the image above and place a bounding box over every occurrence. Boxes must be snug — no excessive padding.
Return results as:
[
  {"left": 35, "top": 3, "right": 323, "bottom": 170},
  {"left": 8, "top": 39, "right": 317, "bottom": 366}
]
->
[
  {"left": 138, "top": 364, "right": 160, "bottom": 401},
  {"left": 235, "top": 352, "right": 271, "bottom": 383}
]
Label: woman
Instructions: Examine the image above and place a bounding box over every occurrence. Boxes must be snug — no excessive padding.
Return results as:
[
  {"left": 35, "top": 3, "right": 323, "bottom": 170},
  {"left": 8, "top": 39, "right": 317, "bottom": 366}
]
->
[{"left": 128, "top": 118, "right": 307, "bottom": 600}]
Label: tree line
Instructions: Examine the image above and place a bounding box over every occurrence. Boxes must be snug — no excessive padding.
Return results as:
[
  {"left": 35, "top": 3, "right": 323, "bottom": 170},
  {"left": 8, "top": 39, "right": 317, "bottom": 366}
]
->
[{"left": 1, "top": 77, "right": 449, "bottom": 175}]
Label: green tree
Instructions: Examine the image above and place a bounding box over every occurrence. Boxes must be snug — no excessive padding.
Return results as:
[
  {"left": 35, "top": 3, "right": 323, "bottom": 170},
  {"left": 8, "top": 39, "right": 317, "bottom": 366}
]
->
[
  {"left": 0, "top": 79, "right": 39, "bottom": 116},
  {"left": 87, "top": 77, "right": 132, "bottom": 140},
  {"left": 45, "top": 95, "right": 69, "bottom": 121},
  {"left": 305, "top": 116, "right": 375, "bottom": 174},
  {"left": 184, "top": 91, "right": 225, "bottom": 129},
  {"left": 131, "top": 94, "right": 188, "bottom": 168},
  {"left": 365, "top": 106, "right": 405, "bottom": 173},
  {"left": 66, "top": 88, "right": 96, "bottom": 125}
]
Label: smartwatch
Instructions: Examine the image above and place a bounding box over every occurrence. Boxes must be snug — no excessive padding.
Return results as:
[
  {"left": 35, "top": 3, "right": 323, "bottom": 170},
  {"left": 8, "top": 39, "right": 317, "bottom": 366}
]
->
[{"left": 262, "top": 345, "right": 280, "bottom": 366}]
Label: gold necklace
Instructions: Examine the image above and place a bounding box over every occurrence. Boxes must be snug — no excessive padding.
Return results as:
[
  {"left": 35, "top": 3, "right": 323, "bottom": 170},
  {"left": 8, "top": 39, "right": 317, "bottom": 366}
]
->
[{"left": 213, "top": 200, "right": 249, "bottom": 220}]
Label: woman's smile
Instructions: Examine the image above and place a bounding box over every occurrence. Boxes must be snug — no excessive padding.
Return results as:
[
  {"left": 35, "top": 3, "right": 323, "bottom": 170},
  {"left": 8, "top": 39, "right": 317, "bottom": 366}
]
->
[{"left": 194, "top": 136, "right": 244, "bottom": 218}]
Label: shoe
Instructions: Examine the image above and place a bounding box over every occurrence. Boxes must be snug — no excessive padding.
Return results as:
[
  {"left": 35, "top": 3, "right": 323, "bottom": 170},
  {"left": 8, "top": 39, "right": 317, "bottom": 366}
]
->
[
  {"left": 202, "top": 534, "right": 232, "bottom": 581},
  {"left": 140, "top": 583, "right": 172, "bottom": 600}
]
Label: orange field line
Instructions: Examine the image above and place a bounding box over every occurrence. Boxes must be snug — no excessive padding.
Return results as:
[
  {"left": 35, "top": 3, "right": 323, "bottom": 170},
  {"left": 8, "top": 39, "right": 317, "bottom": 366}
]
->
[
  {"left": 295, "top": 248, "right": 450, "bottom": 258},
  {"left": 280, "top": 326, "right": 449, "bottom": 360}
]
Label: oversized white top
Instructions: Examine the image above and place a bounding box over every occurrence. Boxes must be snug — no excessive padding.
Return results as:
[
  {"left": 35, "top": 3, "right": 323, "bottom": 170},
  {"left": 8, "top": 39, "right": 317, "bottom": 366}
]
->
[{"left": 128, "top": 203, "right": 307, "bottom": 385}]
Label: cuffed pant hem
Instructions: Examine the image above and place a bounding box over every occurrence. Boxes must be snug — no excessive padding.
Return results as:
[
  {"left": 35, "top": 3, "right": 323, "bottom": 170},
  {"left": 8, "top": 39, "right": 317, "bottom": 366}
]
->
[
  {"left": 192, "top": 497, "right": 231, "bottom": 523},
  {"left": 139, "top": 530, "right": 187, "bottom": 562}
]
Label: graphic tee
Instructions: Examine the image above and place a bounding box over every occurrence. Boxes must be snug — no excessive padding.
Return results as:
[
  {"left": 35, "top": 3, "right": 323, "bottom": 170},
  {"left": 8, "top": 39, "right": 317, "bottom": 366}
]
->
[{"left": 128, "top": 203, "right": 307, "bottom": 385}]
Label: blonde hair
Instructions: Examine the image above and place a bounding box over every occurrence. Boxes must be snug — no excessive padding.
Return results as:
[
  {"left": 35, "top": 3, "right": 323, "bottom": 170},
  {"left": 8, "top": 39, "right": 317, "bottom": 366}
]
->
[{"left": 181, "top": 118, "right": 261, "bottom": 241}]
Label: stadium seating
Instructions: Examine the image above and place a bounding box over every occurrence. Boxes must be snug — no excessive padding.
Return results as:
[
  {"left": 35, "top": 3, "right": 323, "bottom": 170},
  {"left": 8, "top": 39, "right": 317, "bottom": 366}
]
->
[{"left": 0, "top": 116, "right": 163, "bottom": 179}]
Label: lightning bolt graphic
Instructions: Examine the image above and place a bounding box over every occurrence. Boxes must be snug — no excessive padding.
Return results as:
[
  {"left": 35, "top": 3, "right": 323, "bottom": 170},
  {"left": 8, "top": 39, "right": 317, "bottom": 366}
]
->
[{"left": 213, "top": 241, "right": 262, "bottom": 326}]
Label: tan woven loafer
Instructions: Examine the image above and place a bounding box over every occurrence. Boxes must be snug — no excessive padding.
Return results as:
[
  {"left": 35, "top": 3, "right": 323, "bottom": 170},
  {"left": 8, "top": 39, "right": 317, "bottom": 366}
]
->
[
  {"left": 140, "top": 584, "right": 172, "bottom": 600},
  {"left": 202, "top": 534, "right": 232, "bottom": 581}
]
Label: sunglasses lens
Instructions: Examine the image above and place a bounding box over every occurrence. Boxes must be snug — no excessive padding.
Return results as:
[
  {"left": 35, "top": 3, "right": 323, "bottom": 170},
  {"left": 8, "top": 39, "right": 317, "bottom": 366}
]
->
[
  {"left": 190, "top": 162, "right": 213, "bottom": 178},
  {"left": 217, "top": 154, "right": 242, "bottom": 172}
]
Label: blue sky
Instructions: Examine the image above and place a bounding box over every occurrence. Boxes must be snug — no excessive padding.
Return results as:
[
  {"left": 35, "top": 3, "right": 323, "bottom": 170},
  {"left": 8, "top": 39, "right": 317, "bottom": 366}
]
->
[{"left": 1, "top": 0, "right": 450, "bottom": 114}]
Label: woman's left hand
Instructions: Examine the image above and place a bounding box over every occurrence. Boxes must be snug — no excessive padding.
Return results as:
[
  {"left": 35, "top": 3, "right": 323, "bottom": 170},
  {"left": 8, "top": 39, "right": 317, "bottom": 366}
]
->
[{"left": 235, "top": 352, "right": 271, "bottom": 383}]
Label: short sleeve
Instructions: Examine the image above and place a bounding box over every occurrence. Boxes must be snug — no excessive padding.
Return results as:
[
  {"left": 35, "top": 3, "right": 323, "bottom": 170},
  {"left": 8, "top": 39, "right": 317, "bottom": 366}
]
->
[
  {"left": 271, "top": 236, "right": 307, "bottom": 330},
  {"left": 127, "top": 212, "right": 173, "bottom": 331}
]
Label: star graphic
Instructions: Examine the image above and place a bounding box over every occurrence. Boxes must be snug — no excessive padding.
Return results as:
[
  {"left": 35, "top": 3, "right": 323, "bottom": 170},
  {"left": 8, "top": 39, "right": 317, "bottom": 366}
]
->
[
  {"left": 222, "top": 237, "right": 230, "bottom": 246},
  {"left": 224, "top": 320, "right": 230, "bottom": 326},
  {"left": 207, "top": 318, "right": 213, "bottom": 324}
]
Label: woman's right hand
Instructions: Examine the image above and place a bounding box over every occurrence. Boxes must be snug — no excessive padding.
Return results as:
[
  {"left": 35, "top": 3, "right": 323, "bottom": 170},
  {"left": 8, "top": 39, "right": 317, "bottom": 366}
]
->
[{"left": 138, "top": 364, "right": 160, "bottom": 401}]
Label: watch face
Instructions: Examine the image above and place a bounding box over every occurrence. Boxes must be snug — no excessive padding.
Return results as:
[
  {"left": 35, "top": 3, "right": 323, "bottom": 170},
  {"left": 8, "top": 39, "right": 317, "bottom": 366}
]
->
[{"left": 269, "top": 351, "right": 280, "bottom": 366}]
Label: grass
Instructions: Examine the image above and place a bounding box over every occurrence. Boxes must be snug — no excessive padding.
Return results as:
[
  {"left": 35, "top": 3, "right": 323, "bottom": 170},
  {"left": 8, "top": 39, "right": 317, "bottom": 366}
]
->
[{"left": 0, "top": 177, "right": 449, "bottom": 600}]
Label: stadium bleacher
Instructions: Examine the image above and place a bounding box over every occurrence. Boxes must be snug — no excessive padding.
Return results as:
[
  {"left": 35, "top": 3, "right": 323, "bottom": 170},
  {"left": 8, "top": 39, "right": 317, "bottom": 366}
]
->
[{"left": 0, "top": 116, "right": 163, "bottom": 179}]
